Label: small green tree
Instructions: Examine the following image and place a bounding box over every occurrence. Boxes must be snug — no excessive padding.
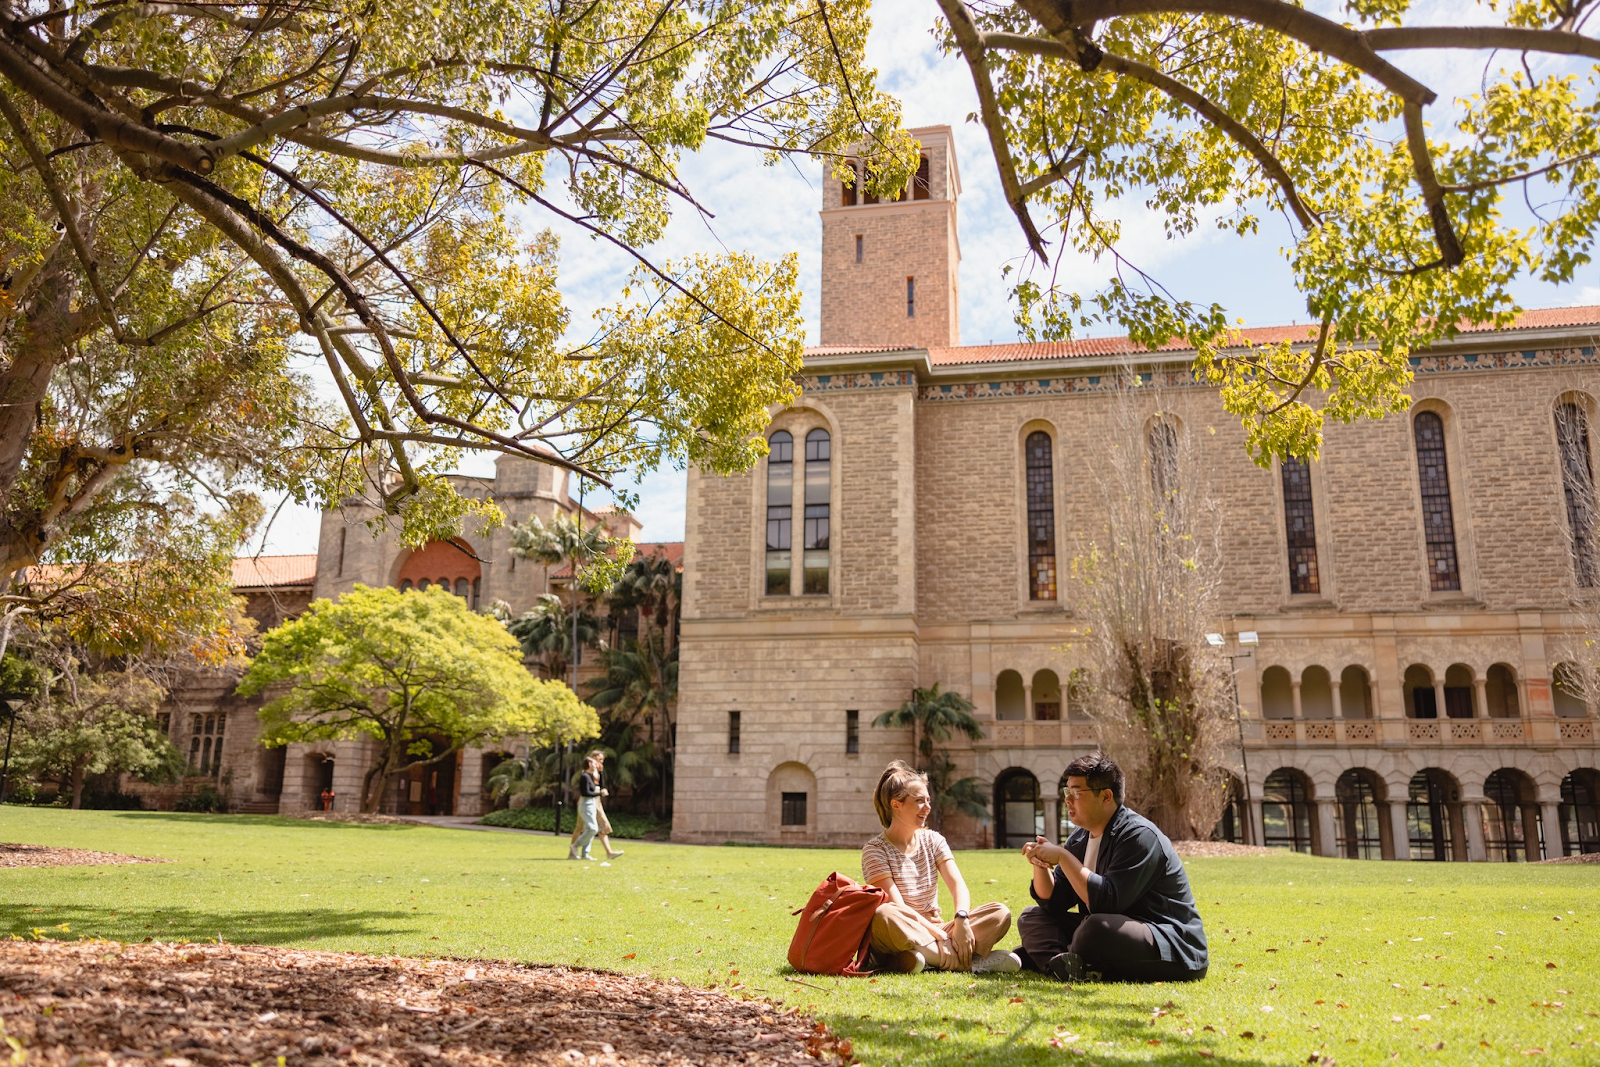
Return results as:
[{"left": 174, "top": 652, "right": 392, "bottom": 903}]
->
[
  {"left": 238, "top": 585, "right": 597, "bottom": 812},
  {"left": 873, "top": 684, "right": 988, "bottom": 831},
  {"left": 13, "top": 667, "right": 181, "bottom": 809}
]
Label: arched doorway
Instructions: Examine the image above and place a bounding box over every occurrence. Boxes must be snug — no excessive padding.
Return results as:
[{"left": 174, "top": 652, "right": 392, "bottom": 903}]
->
[
  {"left": 995, "top": 671, "right": 1026, "bottom": 721},
  {"left": 1560, "top": 770, "right": 1600, "bottom": 855},
  {"left": 1262, "top": 768, "right": 1313, "bottom": 852},
  {"left": 1032, "top": 670, "right": 1062, "bottom": 720},
  {"left": 1260, "top": 667, "right": 1293, "bottom": 719},
  {"left": 1335, "top": 769, "right": 1384, "bottom": 859},
  {"left": 995, "top": 769, "right": 1042, "bottom": 849},
  {"left": 1483, "top": 768, "right": 1542, "bottom": 862},
  {"left": 1212, "top": 774, "right": 1248, "bottom": 844},
  {"left": 308, "top": 754, "right": 335, "bottom": 811},
  {"left": 1406, "top": 769, "right": 1458, "bottom": 861},
  {"left": 1404, "top": 665, "right": 1437, "bottom": 718}
]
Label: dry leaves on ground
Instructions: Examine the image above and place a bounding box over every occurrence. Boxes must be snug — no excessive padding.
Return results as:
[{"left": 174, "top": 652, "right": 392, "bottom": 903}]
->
[
  {"left": 1536, "top": 852, "right": 1600, "bottom": 864},
  {"left": 0, "top": 842, "right": 165, "bottom": 869},
  {"left": 1171, "top": 841, "right": 1276, "bottom": 859},
  {"left": 0, "top": 941, "right": 856, "bottom": 1066},
  {"left": 280, "top": 812, "right": 416, "bottom": 825}
]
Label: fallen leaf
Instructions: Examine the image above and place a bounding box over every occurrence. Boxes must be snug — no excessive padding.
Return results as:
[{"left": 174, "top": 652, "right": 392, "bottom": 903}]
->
[{"left": 621, "top": 953, "right": 636, "bottom": 960}]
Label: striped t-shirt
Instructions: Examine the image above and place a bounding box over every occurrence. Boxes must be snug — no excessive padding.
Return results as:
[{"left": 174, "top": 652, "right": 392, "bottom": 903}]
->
[{"left": 861, "top": 829, "right": 953, "bottom": 920}]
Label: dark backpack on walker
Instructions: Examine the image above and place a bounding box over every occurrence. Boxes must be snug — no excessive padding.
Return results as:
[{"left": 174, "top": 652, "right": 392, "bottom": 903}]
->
[{"left": 788, "top": 872, "right": 884, "bottom": 975}]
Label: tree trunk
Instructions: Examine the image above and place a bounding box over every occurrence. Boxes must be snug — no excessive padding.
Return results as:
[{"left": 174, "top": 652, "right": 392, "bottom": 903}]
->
[{"left": 69, "top": 762, "right": 86, "bottom": 809}]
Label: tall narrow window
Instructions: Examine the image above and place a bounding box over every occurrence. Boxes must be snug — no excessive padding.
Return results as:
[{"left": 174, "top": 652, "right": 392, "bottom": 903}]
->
[
  {"left": 1413, "top": 411, "right": 1461, "bottom": 591},
  {"left": 728, "top": 711, "right": 741, "bottom": 755},
  {"left": 1149, "top": 418, "right": 1179, "bottom": 500},
  {"left": 803, "top": 429, "right": 831, "bottom": 594},
  {"left": 1025, "top": 431, "right": 1057, "bottom": 600},
  {"left": 913, "top": 155, "right": 931, "bottom": 200},
  {"left": 765, "top": 431, "right": 793, "bottom": 595},
  {"left": 1557, "top": 402, "right": 1598, "bottom": 586},
  {"left": 846, "top": 709, "right": 860, "bottom": 754},
  {"left": 854, "top": 234, "right": 863, "bottom": 263},
  {"left": 906, "top": 277, "right": 915, "bottom": 318},
  {"left": 1281, "top": 456, "right": 1321, "bottom": 594},
  {"left": 840, "top": 161, "right": 857, "bottom": 207},
  {"left": 336, "top": 527, "right": 347, "bottom": 575}
]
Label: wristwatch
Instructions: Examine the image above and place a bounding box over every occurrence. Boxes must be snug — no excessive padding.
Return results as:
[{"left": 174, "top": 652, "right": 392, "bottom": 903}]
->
[{"left": 954, "top": 909, "right": 969, "bottom": 920}]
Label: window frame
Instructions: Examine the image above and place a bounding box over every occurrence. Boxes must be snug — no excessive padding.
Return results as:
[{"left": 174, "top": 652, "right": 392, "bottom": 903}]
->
[
  {"left": 1279, "top": 455, "right": 1322, "bottom": 596},
  {"left": 727, "top": 710, "right": 741, "bottom": 755},
  {"left": 1408, "top": 401, "right": 1477, "bottom": 599},
  {"left": 754, "top": 410, "right": 840, "bottom": 607}
]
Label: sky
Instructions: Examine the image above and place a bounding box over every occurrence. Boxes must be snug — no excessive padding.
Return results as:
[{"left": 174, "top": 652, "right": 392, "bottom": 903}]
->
[{"left": 248, "top": 0, "right": 1600, "bottom": 556}]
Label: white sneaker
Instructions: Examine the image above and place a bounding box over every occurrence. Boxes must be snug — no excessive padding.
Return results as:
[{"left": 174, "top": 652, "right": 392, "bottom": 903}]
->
[{"left": 971, "top": 950, "right": 1023, "bottom": 975}]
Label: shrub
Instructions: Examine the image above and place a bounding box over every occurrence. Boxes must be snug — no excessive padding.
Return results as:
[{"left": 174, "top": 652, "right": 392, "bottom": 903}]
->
[
  {"left": 176, "top": 783, "right": 229, "bottom": 813},
  {"left": 480, "top": 806, "right": 664, "bottom": 839},
  {"left": 82, "top": 789, "right": 145, "bottom": 810}
]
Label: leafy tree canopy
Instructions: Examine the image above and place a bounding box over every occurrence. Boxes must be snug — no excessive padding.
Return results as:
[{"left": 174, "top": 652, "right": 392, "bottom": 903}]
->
[
  {"left": 0, "top": 0, "right": 913, "bottom": 629},
  {"left": 936, "top": 0, "right": 1600, "bottom": 461},
  {"left": 238, "top": 584, "right": 597, "bottom": 810}
]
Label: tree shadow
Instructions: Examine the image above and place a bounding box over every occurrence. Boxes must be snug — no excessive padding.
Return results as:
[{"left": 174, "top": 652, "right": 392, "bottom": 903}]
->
[
  {"left": 0, "top": 901, "right": 417, "bottom": 945},
  {"left": 108, "top": 812, "right": 420, "bottom": 832}
]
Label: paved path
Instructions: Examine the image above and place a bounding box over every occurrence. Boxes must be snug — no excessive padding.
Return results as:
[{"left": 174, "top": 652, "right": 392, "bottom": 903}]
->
[{"left": 397, "top": 815, "right": 558, "bottom": 835}]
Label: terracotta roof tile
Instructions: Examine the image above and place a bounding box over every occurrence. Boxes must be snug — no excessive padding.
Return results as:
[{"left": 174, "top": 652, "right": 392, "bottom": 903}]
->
[
  {"left": 232, "top": 554, "right": 318, "bottom": 590},
  {"left": 805, "top": 305, "right": 1600, "bottom": 367}
]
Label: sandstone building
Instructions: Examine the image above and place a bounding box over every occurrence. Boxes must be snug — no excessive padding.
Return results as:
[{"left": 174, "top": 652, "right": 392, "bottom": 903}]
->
[
  {"left": 144, "top": 458, "right": 677, "bottom": 817},
  {"left": 672, "top": 125, "right": 1600, "bottom": 861}
]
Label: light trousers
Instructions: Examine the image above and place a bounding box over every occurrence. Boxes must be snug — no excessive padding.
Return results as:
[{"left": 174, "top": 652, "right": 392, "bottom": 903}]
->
[
  {"left": 572, "top": 796, "right": 600, "bottom": 858},
  {"left": 868, "top": 900, "right": 1012, "bottom": 970}
]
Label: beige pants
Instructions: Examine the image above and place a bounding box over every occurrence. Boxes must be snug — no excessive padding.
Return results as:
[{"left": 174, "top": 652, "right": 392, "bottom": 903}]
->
[{"left": 868, "top": 901, "right": 1012, "bottom": 970}]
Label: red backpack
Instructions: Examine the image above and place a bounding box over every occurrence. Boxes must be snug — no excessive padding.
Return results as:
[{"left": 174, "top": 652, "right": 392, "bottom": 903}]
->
[{"left": 788, "top": 872, "right": 885, "bottom": 975}]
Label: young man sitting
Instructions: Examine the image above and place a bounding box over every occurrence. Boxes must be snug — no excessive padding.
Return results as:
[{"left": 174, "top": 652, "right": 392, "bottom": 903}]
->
[{"left": 1017, "top": 753, "right": 1208, "bottom": 983}]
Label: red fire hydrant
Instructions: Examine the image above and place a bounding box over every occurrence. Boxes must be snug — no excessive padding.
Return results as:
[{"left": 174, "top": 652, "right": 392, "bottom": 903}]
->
[{"left": 320, "top": 787, "right": 335, "bottom": 812}]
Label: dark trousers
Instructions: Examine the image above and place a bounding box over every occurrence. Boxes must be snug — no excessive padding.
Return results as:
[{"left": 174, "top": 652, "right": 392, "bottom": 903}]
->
[{"left": 1017, "top": 905, "right": 1206, "bottom": 983}]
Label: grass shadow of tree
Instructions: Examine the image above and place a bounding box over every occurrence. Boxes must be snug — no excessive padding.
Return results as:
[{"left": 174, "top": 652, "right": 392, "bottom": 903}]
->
[{"left": 0, "top": 902, "right": 417, "bottom": 945}]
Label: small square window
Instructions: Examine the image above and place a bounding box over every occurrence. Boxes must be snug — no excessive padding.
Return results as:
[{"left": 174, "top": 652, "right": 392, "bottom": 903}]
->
[{"left": 781, "top": 792, "right": 807, "bottom": 826}]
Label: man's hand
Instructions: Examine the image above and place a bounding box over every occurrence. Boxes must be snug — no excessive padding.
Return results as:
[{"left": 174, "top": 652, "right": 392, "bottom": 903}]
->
[
  {"left": 950, "top": 915, "right": 975, "bottom": 969},
  {"left": 1027, "top": 835, "right": 1067, "bottom": 868}
]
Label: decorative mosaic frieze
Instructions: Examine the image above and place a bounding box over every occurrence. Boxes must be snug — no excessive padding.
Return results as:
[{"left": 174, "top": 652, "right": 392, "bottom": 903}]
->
[{"left": 799, "top": 345, "right": 1600, "bottom": 401}]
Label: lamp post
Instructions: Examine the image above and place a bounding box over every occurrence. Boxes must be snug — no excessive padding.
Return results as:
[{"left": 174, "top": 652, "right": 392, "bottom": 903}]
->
[
  {"left": 0, "top": 689, "right": 28, "bottom": 805},
  {"left": 1206, "top": 630, "right": 1258, "bottom": 843}
]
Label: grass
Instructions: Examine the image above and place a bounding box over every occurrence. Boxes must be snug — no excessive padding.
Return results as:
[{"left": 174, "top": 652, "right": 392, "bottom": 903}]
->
[
  {"left": 479, "top": 805, "right": 665, "bottom": 838},
  {"left": 0, "top": 808, "right": 1595, "bottom": 1066}
]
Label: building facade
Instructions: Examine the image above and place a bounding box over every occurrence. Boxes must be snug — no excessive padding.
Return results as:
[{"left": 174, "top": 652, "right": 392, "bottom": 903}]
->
[
  {"left": 672, "top": 125, "right": 1600, "bottom": 860},
  {"left": 138, "top": 455, "right": 674, "bottom": 817}
]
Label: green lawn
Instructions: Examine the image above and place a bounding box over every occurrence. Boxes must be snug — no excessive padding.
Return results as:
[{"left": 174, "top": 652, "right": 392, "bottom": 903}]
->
[{"left": 1, "top": 808, "right": 1595, "bottom": 1066}]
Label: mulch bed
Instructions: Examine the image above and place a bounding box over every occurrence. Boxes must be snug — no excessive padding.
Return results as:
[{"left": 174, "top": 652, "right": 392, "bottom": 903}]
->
[
  {"left": 0, "top": 842, "right": 166, "bottom": 869},
  {"left": 1537, "top": 851, "right": 1600, "bottom": 864},
  {"left": 280, "top": 811, "right": 416, "bottom": 825},
  {"left": 0, "top": 941, "right": 854, "bottom": 1066},
  {"left": 1171, "top": 840, "right": 1276, "bottom": 859}
]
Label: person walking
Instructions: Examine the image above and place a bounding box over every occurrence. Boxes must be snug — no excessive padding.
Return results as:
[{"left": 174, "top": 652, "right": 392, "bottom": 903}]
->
[
  {"left": 569, "top": 753, "right": 603, "bottom": 860},
  {"left": 861, "top": 760, "right": 1021, "bottom": 974},
  {"left": 568, "top": 750, "right": 623, "bottom": 860}
]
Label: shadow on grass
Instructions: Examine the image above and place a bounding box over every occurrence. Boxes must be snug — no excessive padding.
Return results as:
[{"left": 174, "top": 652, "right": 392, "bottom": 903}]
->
[
  {"left": 815, "top": 974, "right": 1282, "bottom": 1067},
  {"left": 0, "top": 901, "right": 417, "bottom": 945}
]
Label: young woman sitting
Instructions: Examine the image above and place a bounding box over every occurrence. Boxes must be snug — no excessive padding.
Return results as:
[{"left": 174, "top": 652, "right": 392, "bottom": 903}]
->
[{"left": 861, "top": 760, "right": 1021, "bottom": 974}]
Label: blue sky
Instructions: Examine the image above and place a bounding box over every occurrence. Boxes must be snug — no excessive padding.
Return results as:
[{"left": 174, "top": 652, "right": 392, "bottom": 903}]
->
[{"left": 251, "top": 0, "right": 1600, "bottom": 555}]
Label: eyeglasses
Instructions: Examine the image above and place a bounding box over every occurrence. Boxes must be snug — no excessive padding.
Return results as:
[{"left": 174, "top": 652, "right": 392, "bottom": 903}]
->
[{"left": 1062, "top": 788, "right": 1102, "bottom": 800}]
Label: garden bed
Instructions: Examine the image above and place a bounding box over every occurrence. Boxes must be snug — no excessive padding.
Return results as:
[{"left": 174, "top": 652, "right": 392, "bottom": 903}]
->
[
  {"left": 481, "top": 807, "right": 667, "bottom": 839},
  {"left": 0, "top": 940, "right": 848, "bottom": 1066},
  {"left": 0, "top": 842, "right": 164, "bottom": 869}
]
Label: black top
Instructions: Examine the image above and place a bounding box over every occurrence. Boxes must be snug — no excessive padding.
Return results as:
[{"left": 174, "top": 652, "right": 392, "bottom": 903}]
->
[
  {"left": 578, "top": 770, "right": 602, "bottom": 797},
  {"left": 1029, "top": 804, "right": 1208, "bottom": 971}
]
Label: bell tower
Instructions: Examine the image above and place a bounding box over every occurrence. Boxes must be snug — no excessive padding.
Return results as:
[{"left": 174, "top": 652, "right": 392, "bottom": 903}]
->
[{"left": 819, "top": 125, "right": 961, "bottom": 350}]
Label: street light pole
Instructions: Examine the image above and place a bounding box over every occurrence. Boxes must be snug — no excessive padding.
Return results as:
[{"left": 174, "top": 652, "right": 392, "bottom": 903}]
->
[
  {"left": 0, "top": 693, "right": 22, "bottom": 805},
  {"left": 1208, "top": 630, "right": 1258, "bottom": 844}
]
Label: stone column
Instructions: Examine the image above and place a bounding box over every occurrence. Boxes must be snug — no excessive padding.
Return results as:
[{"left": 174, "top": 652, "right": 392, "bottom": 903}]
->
[
  {"left": 1387, "top": 802, "right": 1412, "bottom": 861},
  {"left": 1315, "top": 799, "right": 1339, "bottom": 858},
  {"left": 1330, "top": 680, "right": 1344, "bottom": 720},
  {"left": 1540, "top": 802, "right": 1566, "bottom": 860},
  {"left": 1023, "top": 684, "right": 1033, "bottom": 720},
  {"left": 1433, "top": 680, "right": 1448, "bottom": 720},
  {"left": 1472, "top": 678, "right": 1487, "bottom": 719},
  {"left": 1291, "top": 681, "right": 1304, "bottom": 720},
  {"left": 1461, "top": 799, "right": 1487, "bottom": 862},
  {"left": 1042, "top": 796, "right": 1061, "bottom": 843}
]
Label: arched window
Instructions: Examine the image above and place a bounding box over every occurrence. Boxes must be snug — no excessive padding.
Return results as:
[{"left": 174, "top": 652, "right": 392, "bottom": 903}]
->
[
  {"left": 1486, "top": 663, "right": 1520, "bottom": 718},
  {"left": 1340, "top": 665, "right": 1372, "bottom": 719},
  {"left": 1335, "top": 769, "right": 1383, "bottom": 860},
  {"left": 1483, "top": 769, "right": 1541, "bottom": 862},
  {"left": 1553, "top": 662, "right": 1589, "bottom": 718},
  {"left": 840, "top": 161, "right": 858, "bottom": 207},
  {"left": 1413, "top": 411, "right": 1461, "bottom": 591},
  {"left": 1404, "top": 664, "right": 1437, "bottom": 719},
  {"left": 995, "top": 769, "right": 1042, "bottom": 849},
  {"left": 1281, "top": 456, "right": 1321, "bottom": 594},
  {"left": 1149, "top": 418, "right": 1179, "bottom": 501},
  {"left": 995, "top": 670, "right": 1026, "bottom": 721},
  {"left": 913, "top": 155, "right": 931, "bottom": 200},
  {"left": 1556, "top": 401, "right": 1598, "bottom": 586},
  {"left": 1300, "top": 666, "right": 1333, "bottom": 719},
  {"left": 1024, "top": 430, "right": 1057, "bottom": 600},
  {"left": 803, "top": 429, "right": 831, "bottom": 595},
  {"left": 765, "top": 431, "right": 793, "bottom": 595},
  {"left": 1262, "top": 769, "right": 1313, "bottom": 853},
  {"left": 1560, "top": 770, "right": 1600, "bottom": 856},
  {"left": 1032, "top": 670, "right": 1061, "bottom": 720},
  {"left": 1444, "top": 664, "right": 1475, "bottom": 719},
  {"left": 1260, "top": 666, "right": 1293, "bottom": 719},
  {"left": 1407, "top": 769, "right": 1457, "bottom": 861}
]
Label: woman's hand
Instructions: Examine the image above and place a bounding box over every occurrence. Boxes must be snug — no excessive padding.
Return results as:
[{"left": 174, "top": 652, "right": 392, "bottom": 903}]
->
[
  {"left": 600, "top": 788, "right": 609, "bottom": 797},
  {"left": 949, "top": 915, "right": 975, "bottom": 969}
]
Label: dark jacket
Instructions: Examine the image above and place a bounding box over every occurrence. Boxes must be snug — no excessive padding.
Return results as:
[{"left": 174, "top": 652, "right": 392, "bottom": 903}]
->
[
  {"left": 1029, "top": 804, "right": 1208, "bottom": 971},
  {"left": 578, "top": 771, "right": 602, "bottom": 798}
]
